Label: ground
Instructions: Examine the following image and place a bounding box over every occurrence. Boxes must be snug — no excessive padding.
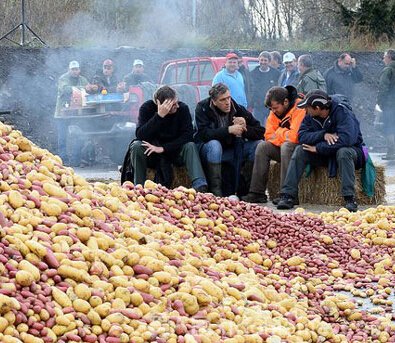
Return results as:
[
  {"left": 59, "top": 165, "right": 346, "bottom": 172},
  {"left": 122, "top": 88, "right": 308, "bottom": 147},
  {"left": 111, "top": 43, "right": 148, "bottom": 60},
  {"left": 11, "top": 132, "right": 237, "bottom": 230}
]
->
[{"left": 73, "top": 152, "right": 395, "bottom": 213}]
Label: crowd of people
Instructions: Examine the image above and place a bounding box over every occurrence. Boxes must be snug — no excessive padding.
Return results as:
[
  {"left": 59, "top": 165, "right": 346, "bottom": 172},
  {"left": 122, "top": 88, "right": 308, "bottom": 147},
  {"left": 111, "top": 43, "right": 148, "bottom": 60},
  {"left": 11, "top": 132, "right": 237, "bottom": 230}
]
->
[{"left": 55, "top": 49, "right": 395, "bottom": 211}]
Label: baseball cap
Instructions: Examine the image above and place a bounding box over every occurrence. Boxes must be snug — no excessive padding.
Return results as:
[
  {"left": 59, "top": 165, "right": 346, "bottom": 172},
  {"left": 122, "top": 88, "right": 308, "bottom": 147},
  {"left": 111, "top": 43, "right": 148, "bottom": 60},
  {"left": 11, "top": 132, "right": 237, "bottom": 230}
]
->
[
  {"left": 69, "top": 61, "right": 79, "bottom": 69},
  {"left": 283, "top": 52, "right": 296, "bottom": 63},
  {"left": 226, "top": 53, "right": 238, "bottom": 60},
  {"left": 103, "top": 59, "right": 113, "bottom": 66},
  {"left": 133, "top": 59, "right": 144, "bottom": 66},
  {"left": 297, "top": 90, "right": 330, "bottom": 108}
]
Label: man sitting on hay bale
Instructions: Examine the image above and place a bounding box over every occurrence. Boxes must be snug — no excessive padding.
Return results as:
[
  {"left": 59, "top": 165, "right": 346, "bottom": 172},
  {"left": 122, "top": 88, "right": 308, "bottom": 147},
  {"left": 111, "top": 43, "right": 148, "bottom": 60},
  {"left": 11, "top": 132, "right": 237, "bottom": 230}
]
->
[
  {"left": 242, "top": 85, "right": 306, "bottom": 204},
  {"left": 277, "top": 90, "right": 366, "bottom": 212}
]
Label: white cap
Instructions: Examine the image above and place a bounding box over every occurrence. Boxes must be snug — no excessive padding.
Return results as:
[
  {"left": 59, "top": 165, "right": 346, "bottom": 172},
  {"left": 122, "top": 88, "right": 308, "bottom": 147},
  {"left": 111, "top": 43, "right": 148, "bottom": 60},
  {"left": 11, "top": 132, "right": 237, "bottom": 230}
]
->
[
  {"left": 133, "top": 59, "right": 144, "bottom": 66},
  {"left": 69, "top": 60, "right": 80, "bottom": 69},
  {"left": 283, "top": 52, "right": 296, "bottom": 63}
]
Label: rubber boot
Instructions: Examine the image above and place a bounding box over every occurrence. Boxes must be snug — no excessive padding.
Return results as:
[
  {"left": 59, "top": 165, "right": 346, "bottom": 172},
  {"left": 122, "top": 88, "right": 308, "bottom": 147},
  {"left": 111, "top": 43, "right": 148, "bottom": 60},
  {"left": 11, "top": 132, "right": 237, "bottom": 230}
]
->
[{"left": 206, "top": 163, "right": 222, "bottom": 196}]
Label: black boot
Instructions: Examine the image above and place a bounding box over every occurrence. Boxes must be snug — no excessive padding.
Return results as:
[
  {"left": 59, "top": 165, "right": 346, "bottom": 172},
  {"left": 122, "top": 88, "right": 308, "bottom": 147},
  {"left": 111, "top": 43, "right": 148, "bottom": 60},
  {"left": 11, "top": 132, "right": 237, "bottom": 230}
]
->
[
  {"left": 206, "top": 163, "right": 222, "bottom": 196},
  {"left": 344, "top": 196, "right": 358, "bottom": 212},
  {"left": 242, "top": 192, "right": 268, "bottom": 203}
]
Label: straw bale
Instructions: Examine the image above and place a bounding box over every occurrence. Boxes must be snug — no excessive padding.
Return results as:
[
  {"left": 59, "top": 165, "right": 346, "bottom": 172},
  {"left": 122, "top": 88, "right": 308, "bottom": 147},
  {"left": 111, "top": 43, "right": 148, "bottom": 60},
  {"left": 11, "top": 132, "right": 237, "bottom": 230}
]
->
[
  {"left": 267, "top": 162, "right": 385, "bottom": 205},
  {"left": 147, "top": 167, "right": 191, "bottom": 188}
]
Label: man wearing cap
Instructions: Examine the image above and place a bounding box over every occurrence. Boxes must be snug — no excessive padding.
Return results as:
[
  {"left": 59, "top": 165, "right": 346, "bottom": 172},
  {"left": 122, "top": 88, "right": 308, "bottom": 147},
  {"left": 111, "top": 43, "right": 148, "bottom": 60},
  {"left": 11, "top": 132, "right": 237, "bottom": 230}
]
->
[
  {"left": 296, "top": 54, "right": 327, "bottom": 95},
  {"left": 54, "top": 60, "right": 88, "bottom": 165},
  {"left": 123, "top": 59, "right": 152, "bottom": 87},
  {"left": 86, "top": 59, "right": 125, "bottom": 94},
  {"left": 276, "top": 90, "right": 366, "bottom": 212},
  {"left": 324, "top": 53, "right": 363, "bottom": 101},
  {"left": 242, "top": 85, "right": 305, "bottom": 204},
  {"left": 195, "top": 83, "right": 264, "bottom": 197},
  {"left": 250, "top": 51, "right": 281, "bottom": 126},
  {"left": 212, "top": 53, "right": 248, "bottom": 108},
  {"left": 278, "top": 52, "right": 299, "bottom": 87},
  {"left": 121, "top": 85, "right": 208, "bottom": 192}
]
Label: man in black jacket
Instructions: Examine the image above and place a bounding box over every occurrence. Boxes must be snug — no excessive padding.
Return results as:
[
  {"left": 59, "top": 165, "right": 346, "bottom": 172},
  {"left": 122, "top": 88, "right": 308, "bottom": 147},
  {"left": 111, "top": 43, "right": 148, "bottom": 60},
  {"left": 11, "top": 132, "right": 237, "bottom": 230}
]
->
[
  {"left": 324, "top": 53, "right": 363, "bottom": 101},
  {"left": 276, "top": 90, "right": 366, "bottom": 212},
  {"left": 124, "top": 85, "right": 207, "bottom": 191},
  {"left": 195, "top": 83, "right": 265, "bottom": 197}
]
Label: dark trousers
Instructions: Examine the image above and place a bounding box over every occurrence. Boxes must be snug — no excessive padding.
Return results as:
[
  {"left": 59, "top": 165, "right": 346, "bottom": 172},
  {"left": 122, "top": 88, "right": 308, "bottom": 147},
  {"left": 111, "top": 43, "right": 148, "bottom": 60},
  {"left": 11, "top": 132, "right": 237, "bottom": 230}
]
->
[
  {"left": 281, "top": 145, "right": 358, "bottom": 198},
  {"left": 249, "top": 141, "right": 297, "bottom": 195},
  {"left": 130, "top": 141, "right": 206, "bottom": 189}
]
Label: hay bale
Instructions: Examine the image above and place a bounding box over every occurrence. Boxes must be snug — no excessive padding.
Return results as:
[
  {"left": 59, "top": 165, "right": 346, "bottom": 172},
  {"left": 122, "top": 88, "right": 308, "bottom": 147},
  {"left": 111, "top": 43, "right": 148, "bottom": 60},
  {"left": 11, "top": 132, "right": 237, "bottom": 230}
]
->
[
  {"left": 147, "top": 166, "right": 191, "bottom": 189},
  {"left": 267, "top": 162, "right": 385, "bottom": 205}
]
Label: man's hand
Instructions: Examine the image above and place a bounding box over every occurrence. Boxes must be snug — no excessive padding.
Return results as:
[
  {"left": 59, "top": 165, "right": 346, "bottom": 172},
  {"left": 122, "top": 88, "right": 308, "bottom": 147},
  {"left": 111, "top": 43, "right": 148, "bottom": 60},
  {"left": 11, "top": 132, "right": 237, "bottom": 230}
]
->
[
  {"left": 85, "top": 84, "right": 99, "bottom": 93},
  {"left": 302, "top": 144, "right": 317, "bottom": 153},
  {"left": 228, "top": 124, "right": 245, "bottom": 136},
  {"left": 324, "top": 133, "right": 338, "bottom": 145},
  {"left": 233, "top": 117, "right": 246, "bottom": 129},
  {"left": 141, "top": 141, "right": 164, "bottom": 156},
  {"left": 157, "top": 99, "right": 176, "bottom": 118},
  {"left": 117, "top": 81, "right": 126, "bottom": 92}
]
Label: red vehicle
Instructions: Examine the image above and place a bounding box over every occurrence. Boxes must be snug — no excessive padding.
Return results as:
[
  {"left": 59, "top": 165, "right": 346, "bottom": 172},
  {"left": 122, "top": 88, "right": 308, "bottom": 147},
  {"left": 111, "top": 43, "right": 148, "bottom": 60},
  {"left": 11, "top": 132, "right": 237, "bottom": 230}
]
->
[{"left": 60, "top": 56, "right": 258, "bottom": 164}]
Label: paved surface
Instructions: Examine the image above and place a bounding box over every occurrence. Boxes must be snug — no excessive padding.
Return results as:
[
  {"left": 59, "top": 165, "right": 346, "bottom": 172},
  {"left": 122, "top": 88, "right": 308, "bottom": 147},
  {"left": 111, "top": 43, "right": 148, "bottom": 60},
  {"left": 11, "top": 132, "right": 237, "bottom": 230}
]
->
[{"left": 73, "top": 152, "right": 395, "bottom": 213}]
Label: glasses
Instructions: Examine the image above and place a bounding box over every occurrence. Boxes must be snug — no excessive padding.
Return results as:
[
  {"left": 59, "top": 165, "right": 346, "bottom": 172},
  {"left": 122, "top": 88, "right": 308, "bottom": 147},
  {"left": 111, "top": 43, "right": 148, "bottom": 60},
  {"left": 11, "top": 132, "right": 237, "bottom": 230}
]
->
[{"left": 103, "top": 65, "right": 113, "bottom": 69}]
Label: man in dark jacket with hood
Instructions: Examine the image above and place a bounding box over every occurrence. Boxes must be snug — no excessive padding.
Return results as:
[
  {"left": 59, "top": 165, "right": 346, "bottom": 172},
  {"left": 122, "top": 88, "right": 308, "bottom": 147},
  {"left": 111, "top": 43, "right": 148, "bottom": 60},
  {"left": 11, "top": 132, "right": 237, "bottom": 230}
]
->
[
  {"left": 377, "top": 49, "right": 395, "bottom": 160},
  {"left": 277, "top": 90, "right": 365, "bottom": 212},
  {"left": 195, "top": 83, "right": 265, "bottom": 197},
  {"left": 122, "top": 85, "right": 207, "bottom": 191},
  {"left": 324, "top": 53, "right": 363, "bottom": 101}
]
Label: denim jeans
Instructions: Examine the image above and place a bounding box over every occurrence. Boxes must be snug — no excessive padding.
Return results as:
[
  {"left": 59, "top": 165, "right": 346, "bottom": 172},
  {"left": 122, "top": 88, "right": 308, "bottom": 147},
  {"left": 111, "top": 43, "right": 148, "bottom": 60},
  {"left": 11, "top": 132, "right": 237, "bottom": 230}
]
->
[
  {"left": 253, "top": 107, "right": 270, "bottom": 128},
  {"left": 200, "top": 139, "right": 260, "bottom": 194}
]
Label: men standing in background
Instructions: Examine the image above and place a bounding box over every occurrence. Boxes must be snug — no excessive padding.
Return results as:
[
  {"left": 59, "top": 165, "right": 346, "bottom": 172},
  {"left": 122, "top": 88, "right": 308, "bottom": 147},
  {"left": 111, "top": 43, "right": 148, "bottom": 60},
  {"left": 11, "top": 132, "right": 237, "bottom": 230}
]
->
[
  {"left": 123, "top": 59, "right": 152, "bottom": 87},
  {"left": 250, "top": 51, "right": 280, "bottom": 126},
  {"left": 86, "top": 59, "right": 126, "bottom": 94},
  {"left": 270, "top": 51, "right": 284, "bottom": 72},
  {"left": 212, "top": 53, "right": 248, "bottom": 108},
  {"left": 296, "top": 54, "right": 327, "bottom": 95},
  {"left": 54, "top": 60, "right": 88, "bottom": 165},
  {"left": 279, "top": 52, "right": 300, "bottom": 87},
  {"left": 324, "top": 53, "right": 363, "bottom": 101},
  {"left": 377, "top": 49, "right": 395, "bottom": 160},
  {"left": 235, "top": 51, "right": 253, "bottom": 108}
]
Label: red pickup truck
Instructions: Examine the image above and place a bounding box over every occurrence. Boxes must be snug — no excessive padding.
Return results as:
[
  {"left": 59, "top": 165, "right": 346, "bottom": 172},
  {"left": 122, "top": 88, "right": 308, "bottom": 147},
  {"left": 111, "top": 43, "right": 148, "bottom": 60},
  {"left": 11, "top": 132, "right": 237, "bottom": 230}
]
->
[{"left": 59, "top": 56, "right": 258, "bottom": 164}]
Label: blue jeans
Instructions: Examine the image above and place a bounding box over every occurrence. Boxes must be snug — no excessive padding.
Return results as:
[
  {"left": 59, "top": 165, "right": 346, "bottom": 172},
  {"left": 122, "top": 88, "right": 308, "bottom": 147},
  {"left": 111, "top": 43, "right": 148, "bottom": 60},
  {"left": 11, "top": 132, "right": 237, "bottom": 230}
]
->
[
  {"left": 55, "top": 119, "right": 82, "bottom": 166},
  {"left": 253, "top": 107, "right": 270, "bottom": 128},
  {"left": 200, "top": 139, "right": 260, "bottom": 194}
]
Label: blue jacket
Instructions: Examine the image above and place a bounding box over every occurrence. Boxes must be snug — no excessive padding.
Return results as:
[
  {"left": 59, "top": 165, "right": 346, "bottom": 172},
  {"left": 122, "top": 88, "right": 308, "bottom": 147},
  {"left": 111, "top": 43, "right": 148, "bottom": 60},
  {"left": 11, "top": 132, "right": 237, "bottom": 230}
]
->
[
  {"left": 212, "top": 69, "right": 247, "bottom": 108},
  {"left": 279, "top": 68, "right": 300, "bottom": 87},
  {"left": 298, "top": 95, "right": 365, "bottom": 176}
]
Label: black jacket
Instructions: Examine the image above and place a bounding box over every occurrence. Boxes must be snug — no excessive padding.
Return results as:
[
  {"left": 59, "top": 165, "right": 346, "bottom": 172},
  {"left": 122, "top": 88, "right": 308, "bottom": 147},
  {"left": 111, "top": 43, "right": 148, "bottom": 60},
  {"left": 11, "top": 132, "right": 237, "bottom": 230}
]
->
[
  {"left": 250, "top": 66, "right": 280, "bottom": 110},
  {"left": 124, "top": 72, "right": 152, "bottom": 87},
  {"left": 324, "top": 61, "right": 363, "bottom": 100},
  {"left": 194, "top": 97, "right": 264, "bottom": 148},
  {"left": 298, "top": 95, "right": 365, "bottom": 176},
  {"left": 91, "top": 72, "right": 120, "bottom": 93},
  {"left": 136, "top": 100, "right": 193, "bottom": 155}
]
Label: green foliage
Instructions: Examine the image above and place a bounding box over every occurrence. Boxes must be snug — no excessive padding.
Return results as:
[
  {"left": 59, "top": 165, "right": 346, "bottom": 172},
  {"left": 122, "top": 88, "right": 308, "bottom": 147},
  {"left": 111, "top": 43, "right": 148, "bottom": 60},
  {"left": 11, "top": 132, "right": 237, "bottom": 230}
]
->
[{"left": 338, "top": 0, "right": 395, "bottom": 40}]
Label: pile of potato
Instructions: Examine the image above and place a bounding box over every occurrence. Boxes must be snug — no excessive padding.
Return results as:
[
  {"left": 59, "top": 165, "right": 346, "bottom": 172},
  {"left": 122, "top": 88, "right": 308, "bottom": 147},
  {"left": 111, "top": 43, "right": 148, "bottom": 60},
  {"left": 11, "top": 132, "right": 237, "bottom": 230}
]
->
[{"left": 0, "top": 121, "right": 395, "bottom": 342}]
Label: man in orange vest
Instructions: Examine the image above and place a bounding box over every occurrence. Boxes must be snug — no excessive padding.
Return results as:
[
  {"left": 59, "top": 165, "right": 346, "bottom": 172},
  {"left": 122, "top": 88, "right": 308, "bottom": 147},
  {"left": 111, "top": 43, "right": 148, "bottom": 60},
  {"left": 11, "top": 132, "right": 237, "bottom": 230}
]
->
[{"left": 242, "top": 85, "right": 305, "bottom": 203}]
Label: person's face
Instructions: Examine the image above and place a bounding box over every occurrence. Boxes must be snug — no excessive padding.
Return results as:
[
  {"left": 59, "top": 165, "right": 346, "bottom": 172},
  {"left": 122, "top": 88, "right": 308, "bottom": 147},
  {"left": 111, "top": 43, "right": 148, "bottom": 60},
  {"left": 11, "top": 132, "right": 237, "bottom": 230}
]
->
[
  {"left": 270, "top": 59, "right": 279, "bottom": 69},
  {"left": 133, "top": 64, "right": 144, "bottom": 74},
  {"left": 238, "top": 57, "right": 243, "bottom": 67},
  {"left": 297, "top": 59, "right": 305, "bottom": 73},
  {"left": 213, "top": 90, "right": 232, "bottom": 113},
  {"left": 306, "top": 105, "right": 322, "bottom": 117},
  {"left": 259, "top": 56, "right": 270, "bottom": 70},
  {"left": 383, "top": 53, "right": 391, "bottom": 66},
  {"left": 284, "top": 60, "right": 296, "bottom": 72},
  {"left": 338, "top": 55, "right": 352, "bottom": 71},
  {"left": 103, "top": 64, "right": 113, "bottom": 76},
  {"left": 225, "top": 58, "right": 238, "bottom": 73},
  {"left": 168, "top": 97, "right": 179, "bottom": 114},
  {"left": 69, "top": 67, "right": 80, "bottom": 77},
  {"left": 268, "top": 99, "right": 289, "bottom": 117}
]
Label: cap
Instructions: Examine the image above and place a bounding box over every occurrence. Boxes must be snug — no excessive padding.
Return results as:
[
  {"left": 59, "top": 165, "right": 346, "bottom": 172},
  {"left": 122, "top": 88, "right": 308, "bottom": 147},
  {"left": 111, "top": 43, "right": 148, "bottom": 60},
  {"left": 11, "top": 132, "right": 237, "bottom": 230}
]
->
[
  {"left": 226, "top": 53, "right": 238, "bottom": 60},
  {"left": 133, "top": 59, "right": 144, "bottom": 66},
  {"left": 103, "top": 59, "right": 113, "bottom": 66},
  {"left": 283, "top": 52, "right": 296, "bottom": 63},
  {"left": 297, "top": 90, "right": 330, "bottom": 108},
  {"left": 69, "top": 61, "right": 79, "bottom": 69}
]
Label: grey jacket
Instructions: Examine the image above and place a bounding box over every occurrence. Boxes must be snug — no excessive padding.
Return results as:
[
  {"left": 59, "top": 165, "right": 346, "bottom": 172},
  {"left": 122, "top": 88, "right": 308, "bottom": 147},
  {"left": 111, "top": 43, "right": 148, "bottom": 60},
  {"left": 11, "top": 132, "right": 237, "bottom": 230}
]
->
[{"left": 377, "top": 60, "right": 395, "bottom": 111}]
